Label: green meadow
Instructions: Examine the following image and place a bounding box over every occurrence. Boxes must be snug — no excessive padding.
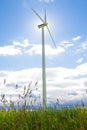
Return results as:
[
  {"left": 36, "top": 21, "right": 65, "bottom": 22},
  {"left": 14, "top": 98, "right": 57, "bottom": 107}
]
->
[{"left": 0, "top": 107, "right": 87, "bottom": 130}]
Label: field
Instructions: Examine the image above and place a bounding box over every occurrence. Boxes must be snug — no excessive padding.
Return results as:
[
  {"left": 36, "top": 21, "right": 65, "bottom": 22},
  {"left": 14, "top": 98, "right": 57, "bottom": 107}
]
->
[{"left": 0, "top": 107, "right": 87, "bottom": 130}]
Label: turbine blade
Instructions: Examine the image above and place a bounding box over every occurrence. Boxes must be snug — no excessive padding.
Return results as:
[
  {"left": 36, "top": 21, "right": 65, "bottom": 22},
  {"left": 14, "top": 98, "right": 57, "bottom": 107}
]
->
[
  {"left": 47, "top": 26, "right": 56, "bottom": 48},
  {"left": 32, "top": 8, "right": 45, "bottom": 23},
  {"left": 44, "top": 8, "right": 47, "bottom": 22}
]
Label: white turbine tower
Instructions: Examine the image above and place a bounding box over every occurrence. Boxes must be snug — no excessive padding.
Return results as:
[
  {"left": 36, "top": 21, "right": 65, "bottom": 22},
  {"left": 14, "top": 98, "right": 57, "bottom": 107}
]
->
[{"left": 32, "top": 9, "right": 56, "bottom": 109}]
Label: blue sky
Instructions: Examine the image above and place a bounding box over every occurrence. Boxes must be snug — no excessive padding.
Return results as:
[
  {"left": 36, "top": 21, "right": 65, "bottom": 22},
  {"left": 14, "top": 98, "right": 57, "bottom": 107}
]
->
[{"left": 0, "top": 0, "right": 87, "bottom": 107}]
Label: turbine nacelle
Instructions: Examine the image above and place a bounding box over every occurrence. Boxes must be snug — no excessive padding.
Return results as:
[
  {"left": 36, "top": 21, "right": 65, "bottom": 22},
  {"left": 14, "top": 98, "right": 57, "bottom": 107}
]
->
[{"left": 38, "top": 23, "right": 48, "bottom": 29}]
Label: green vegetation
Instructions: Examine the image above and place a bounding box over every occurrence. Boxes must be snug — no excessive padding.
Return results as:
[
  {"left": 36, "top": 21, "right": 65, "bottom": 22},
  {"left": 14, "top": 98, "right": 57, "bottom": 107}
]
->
[{"left": 0, "top": 107, "right": 87, "bottom": 130}]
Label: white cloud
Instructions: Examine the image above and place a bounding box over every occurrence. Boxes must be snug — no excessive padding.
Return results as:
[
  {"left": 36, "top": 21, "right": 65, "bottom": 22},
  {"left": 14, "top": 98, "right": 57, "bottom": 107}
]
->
[
  {"left": 0, "top": 45, "right": 22, "bottom": 56},
  {"left": 46, "top": 63, "right": 87, "bottom": 80},
  {"left": 26, "top": 44, "right": 65, "bottom": 56},
  {"left": 3, "top": 62, "right": 86, "bottom": 83},
  {"left": 76, "top": 63, "right": 87, "bottom": 76},
  {"left": 76, "top": 40, "right": 87, "bottom": 54},
  {"left": 0, "top": 38, "right": 76, "bottom": 57},
  {"left": 0, "top": 39, "right": 65, "bottom": 57},
  {"left": 76, "top": 58, "right": 83, "bottom": 64},
  {"left": 72, "top": 36, "right": 81, "bottom": 41},
  {"left": 60, "top": 40, "right": 73, "bottom": 49},
  {"left": 0, "top": 39, "right": 30, "bottom": 56},
  {"left": 82, "top": 41, "right": 87, "bottom": 50},
  {"left": 26, "top": 44, "right": 42, "bottom": 55},
  {"left": 0, "top": 62, "right": 87, "bottom": 106},
  {"left": 13, "top": 39, "right": 29, "bottom": 48}
]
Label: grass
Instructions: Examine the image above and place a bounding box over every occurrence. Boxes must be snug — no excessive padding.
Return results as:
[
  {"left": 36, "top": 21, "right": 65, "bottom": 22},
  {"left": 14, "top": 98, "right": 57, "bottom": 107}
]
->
[{"left": 0, "top": 107, "right": 87, "bottom": 130}]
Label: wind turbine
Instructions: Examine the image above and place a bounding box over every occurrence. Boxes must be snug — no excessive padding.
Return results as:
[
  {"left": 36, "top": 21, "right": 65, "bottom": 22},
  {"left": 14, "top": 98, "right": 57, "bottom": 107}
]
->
[{"left": 32, "top": 8, "right": 56, "bottom": 109}]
